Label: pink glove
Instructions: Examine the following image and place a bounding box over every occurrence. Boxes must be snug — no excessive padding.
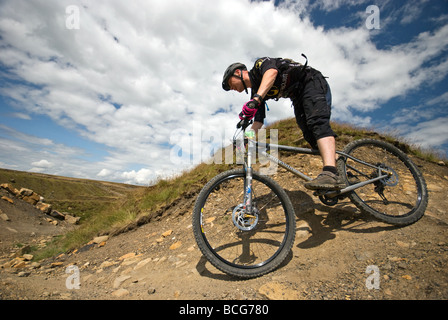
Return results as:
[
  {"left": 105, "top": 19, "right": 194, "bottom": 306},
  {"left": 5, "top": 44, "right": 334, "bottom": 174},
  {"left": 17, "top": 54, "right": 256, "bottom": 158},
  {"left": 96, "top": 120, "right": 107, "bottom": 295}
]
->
[{"left": 239, "top": 100, "right": 259, "bottom": 120}]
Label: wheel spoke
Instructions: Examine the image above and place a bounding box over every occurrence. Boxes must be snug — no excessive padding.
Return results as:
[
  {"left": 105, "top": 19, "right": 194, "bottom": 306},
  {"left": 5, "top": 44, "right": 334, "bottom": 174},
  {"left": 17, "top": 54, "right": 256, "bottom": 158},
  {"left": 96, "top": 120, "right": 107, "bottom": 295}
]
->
[
  {"left": 338, "top": 139, "right": 427, "bottom": 225},
  {"left": 192, "top": 169, "right": 295, "bottom": 278}
]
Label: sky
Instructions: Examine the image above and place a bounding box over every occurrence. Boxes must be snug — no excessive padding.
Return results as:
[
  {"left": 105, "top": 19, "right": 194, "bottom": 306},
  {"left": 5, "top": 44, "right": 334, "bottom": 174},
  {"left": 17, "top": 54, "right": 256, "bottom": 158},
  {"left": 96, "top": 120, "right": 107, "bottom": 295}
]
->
[{"left": 0, "top": 0, "right": 447, "bottom": 185}]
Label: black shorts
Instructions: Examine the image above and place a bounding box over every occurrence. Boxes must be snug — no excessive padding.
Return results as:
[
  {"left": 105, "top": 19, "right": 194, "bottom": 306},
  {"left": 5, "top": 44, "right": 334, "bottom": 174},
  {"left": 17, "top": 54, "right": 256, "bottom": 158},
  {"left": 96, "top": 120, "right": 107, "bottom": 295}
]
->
[{"left": 291, "top": 69, "right": 336, "bottom": 149}]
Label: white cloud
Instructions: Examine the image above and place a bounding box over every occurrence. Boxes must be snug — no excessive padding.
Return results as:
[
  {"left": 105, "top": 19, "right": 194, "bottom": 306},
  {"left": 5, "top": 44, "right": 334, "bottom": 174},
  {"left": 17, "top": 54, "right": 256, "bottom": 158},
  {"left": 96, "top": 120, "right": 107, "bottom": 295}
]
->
[
  {"left": 310, "top": 0, "right": 370, "bottom": 12},
  {"left": 120, "top": 168, "right": 154, "bottom": 186},
  {"left": 7, "top": 113, "right": 32, "bottom": 120},
  {"left": 0, "top": 0, "right": 447, "bottom": 184},
  {"left": 31, "top": 159, "right": 53, "bottom": 168},
  {"left": 405, "top": 117, "right": 448, "bottom": 149},
  {"left": 97, "top": 168, "right": 111, "bottom": 178},
  {"left": 0, "top": 124, "right": 53, "bottom": 146}
]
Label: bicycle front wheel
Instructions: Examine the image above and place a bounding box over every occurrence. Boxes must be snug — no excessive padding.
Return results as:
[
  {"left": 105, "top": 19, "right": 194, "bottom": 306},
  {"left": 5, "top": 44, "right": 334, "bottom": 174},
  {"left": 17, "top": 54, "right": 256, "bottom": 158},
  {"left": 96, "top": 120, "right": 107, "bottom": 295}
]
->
[
  {"left": 338, "top": 139, "right": 428, "bottom": 226},
  {"left": 192, "top": 169, "right": 296, "bottom": 278}
]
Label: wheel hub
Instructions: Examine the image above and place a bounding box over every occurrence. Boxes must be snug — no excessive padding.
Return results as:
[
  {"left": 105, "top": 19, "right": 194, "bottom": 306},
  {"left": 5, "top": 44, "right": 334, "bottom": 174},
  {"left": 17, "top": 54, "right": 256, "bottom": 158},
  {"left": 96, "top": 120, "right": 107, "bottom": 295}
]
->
[
  {"left": 378, "top": 164, "right": 399, "bottom": 186},
  {"left": 232, "top": 204, "right": 259, "bottom": 231}
]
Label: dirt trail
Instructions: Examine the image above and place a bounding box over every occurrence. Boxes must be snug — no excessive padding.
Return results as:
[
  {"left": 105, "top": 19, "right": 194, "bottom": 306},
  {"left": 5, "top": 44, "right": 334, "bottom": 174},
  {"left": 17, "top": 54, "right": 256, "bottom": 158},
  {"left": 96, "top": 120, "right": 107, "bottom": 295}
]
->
[{"left": 0, "top": 153, "right": 447, "bottom": 302}]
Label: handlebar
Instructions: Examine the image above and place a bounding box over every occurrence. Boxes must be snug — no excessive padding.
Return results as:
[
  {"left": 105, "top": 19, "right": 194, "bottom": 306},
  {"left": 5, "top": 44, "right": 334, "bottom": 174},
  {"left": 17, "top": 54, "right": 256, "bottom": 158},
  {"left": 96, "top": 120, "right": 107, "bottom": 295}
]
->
[{"left": 236, "top": 117, "right": 253, "bottom": 130}]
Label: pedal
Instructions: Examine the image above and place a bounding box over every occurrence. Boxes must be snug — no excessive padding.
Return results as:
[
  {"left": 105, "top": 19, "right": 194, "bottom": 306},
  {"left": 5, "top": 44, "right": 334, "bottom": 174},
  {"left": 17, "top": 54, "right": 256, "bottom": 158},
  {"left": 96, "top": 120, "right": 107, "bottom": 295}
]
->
[{"left": 313, "top": 190, "right": 326, "bottom": 197}]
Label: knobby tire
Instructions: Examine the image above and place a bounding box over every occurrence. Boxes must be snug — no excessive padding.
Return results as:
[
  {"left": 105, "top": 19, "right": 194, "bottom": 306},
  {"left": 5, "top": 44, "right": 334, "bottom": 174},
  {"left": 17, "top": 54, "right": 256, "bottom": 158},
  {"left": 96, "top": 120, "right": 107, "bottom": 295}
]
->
[
  {"left": 192, "top": 169, "right": 296, "bottom": 278},
  {"left": 338, "top": 139, "right": 428, "bottom": 226}
]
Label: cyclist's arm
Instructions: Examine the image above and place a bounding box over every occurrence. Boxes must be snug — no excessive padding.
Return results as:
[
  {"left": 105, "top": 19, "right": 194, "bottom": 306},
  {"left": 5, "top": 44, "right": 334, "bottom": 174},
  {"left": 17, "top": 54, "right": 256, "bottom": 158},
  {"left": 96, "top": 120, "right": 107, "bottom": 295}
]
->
[{"left": 254, "top": 69, "right": 278, "bottom": 103}]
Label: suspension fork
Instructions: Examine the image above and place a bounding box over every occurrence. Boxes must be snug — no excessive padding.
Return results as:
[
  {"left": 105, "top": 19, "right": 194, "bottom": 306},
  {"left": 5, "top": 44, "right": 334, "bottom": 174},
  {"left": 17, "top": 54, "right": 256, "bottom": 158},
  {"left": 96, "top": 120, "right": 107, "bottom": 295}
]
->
[{"left": 244, "top": 129, "right": 256, "bottom": 213}]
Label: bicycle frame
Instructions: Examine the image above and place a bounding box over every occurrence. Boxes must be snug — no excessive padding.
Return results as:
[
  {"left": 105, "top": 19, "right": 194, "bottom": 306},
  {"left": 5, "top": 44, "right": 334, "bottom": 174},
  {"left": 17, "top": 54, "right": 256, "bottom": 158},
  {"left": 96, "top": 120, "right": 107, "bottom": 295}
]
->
[{"left": 235, "top": 123, "right": 391, "bottom": 206}]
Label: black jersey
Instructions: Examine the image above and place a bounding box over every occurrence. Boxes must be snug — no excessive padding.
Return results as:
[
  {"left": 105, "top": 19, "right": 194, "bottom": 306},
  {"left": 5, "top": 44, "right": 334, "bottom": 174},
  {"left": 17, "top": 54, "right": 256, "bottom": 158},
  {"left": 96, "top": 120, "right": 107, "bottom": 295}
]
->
[{"left": 248, "top": 57, "right": 304, "bottom": 101}]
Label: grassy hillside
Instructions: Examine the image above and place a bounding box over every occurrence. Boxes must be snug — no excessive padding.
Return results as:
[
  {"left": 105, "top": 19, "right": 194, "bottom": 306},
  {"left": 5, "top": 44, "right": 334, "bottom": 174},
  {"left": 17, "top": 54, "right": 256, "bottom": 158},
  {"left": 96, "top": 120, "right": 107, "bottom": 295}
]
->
[
  {"left": 271, "top": 118, "right": 446, "bottom": 163},
  {"left": 0, "top": 169, "right": 143, "bottom": 219},
  {"left": 1, "top": 120, "right": 446, "bottom": 260}
]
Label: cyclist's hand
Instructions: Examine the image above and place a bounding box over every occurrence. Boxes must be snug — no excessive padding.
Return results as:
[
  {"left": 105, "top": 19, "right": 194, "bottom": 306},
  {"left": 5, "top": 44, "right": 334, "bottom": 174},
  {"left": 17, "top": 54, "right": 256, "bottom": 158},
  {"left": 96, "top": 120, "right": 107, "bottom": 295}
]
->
[{"left": 239, "top": 99, "right": 259, "bottom": 120}]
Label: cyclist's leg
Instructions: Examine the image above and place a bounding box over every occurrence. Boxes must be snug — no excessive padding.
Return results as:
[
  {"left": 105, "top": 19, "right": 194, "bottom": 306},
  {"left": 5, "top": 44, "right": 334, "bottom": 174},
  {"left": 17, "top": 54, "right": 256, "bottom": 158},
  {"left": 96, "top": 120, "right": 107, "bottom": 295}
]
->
[
  {"left": 317, "top": 136, "right": 336, "bottom": 168},
  {"left": 293, "top": 103, "right": 318, "bottom": 150},
  {"left": 293, "top": 72, "right": 343, "bottom": 190}
]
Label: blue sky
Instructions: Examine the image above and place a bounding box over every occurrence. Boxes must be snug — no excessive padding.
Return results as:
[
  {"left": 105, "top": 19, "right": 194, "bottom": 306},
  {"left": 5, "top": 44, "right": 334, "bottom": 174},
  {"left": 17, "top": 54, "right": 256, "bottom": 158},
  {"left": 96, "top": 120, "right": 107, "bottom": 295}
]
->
[{"left": 0, "top": 0, "right": 447, "bottom": 185}]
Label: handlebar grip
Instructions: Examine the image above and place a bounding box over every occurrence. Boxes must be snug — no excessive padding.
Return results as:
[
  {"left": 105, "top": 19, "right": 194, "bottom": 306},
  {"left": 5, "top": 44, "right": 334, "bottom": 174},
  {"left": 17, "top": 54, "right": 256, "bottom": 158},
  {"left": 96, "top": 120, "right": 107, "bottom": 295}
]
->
[{"left": 236, "top": 117, "right": 252, "bottom": 130}]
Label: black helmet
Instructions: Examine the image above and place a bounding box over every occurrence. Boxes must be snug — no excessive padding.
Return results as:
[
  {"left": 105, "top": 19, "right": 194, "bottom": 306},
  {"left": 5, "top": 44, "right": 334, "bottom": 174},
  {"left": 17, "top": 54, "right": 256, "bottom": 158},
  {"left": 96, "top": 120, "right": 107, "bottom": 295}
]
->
[{"left": 222, "top": 62, "right": 247, "bottom": 91}]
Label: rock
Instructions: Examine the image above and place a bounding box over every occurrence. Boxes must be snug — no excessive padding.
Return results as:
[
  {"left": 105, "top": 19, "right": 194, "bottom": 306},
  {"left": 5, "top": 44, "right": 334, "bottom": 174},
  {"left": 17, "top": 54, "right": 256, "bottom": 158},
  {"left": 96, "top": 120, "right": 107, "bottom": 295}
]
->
[
  {"left": 99, "top": 260, "right": 117, "bottom": 269},
  {"left": 1, "top": 196, "right": 14, "bottom": 204},
  {"left": 36, "top": 202, "right": 52, "bottom": 214},
  {"left": 147, "top": 287, "right": 156, "bottom": 295},
  {"left": 1, "top": 183, "right": 18, "bottom": 195},
  {"left": 388, "top": 256, "right": 406, "bottom": 262},
  {"left": 92, "top": 235, "right": 109, "bottom": 244},
  {"left": 2, "top": 258, "right": 15, "bottom": 268},
  {"left": 0, "top": 213, "right": 10, "bottom": 221},
  {"left": 22, "top": 254, "right": 34, "bottom": 261},
  {"left": 121, "top": 255, "right": 143, "bottom": 266},
  {"left": 169, "top": 241, "right": 182, "bottom": 250},
  {"left": 396, "top": 240, "right": 410, "bottom": 248},
  {"left": 134, "top": 258, "right": 152, "bottom": 270},
  {"left": 50, "top": 210, "right": 66, "bottom": 220},
  {"left": 162, "top": 229, "right": 173, "bottom": 237},
  {"left": 13, "top": 260, "right": 27, "bottom": 269},
  {"left": 46, "top": 218, "right": 58, "bottom": 226},
  {"left": 258, "top": 282, "right": 302, "bottom": 300},
  {"left": 111, "top": 288, "right": 129, "bottom": 297},
  {"left": 113, "top": 275, "right": 131, "bottom": 289},
  {"left": 22, "top": 193, "right": 40, "bottom": 205},
  {"left": 50, "top": 262, "right": 64, "bottom": 268},
  {"left": 98, "top": 241, "right": 107, "bottom": 247},
  {"left": 119, "top": 252, "right": 136, "bottom": 261},
  {"left": 296, "top": 221, "right": 311, "bottom": 238},
  {"left": 6, "top": 227, "right": 18, "bottom": 233},
  {"left": 19, "top": 188, "right": 34, "bottom": 197},
  {"left": 65, "top": 214, "right": 80, "bottom": 225},
  {"left": 427, "top": 183, "right": 443, "bottom": 192}
]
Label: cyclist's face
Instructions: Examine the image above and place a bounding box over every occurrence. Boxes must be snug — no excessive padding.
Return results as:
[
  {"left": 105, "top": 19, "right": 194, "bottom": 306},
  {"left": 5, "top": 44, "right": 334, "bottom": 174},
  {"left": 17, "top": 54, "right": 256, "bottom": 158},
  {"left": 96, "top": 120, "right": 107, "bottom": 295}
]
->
[{"left": 228, "top": 71, "right": 245, "bottom": 93}]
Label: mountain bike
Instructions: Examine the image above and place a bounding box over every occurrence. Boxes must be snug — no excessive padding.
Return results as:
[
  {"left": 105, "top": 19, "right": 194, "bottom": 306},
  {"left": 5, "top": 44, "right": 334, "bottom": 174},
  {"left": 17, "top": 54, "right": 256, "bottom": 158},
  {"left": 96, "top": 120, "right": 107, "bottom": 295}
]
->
[{"left": 192, "top": 119, "right": 428, "bottom": 278}]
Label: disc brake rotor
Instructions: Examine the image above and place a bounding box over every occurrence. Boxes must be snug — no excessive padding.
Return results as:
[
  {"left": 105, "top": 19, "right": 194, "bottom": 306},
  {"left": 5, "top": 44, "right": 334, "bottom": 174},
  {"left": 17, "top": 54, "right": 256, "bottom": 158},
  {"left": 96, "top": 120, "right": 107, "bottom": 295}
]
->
[
  {"left": 378, "top": 164, "right": 399, "bottom": 186},
  {"left": 232, "top": 204, "right": 259, "bottom": 231}
]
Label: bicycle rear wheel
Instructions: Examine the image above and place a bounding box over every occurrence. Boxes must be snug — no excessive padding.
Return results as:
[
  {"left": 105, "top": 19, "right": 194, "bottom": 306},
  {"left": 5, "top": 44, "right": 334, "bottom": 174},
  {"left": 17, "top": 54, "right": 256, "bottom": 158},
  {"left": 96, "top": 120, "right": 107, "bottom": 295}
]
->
[
  {"left": 192, "top": 169, "right": 296, "bottom": 278},
  {"left": 338, "top": 139, "right": 428, "bottom": 226}
]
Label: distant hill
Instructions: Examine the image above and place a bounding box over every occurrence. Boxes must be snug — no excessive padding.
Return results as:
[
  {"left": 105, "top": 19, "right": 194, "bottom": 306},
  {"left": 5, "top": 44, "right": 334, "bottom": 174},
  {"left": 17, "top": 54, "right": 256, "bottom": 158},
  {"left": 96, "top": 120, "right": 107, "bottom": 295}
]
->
[{"left": 0, "top": 168, "right": 145, "bottom": 220}]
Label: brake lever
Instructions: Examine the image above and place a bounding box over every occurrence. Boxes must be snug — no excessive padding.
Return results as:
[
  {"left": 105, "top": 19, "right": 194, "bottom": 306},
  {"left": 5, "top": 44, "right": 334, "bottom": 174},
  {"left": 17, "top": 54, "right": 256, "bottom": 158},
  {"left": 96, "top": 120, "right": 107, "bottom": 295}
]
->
[{"left": 236, "top": 118, "right": 253, "bottom": 130}]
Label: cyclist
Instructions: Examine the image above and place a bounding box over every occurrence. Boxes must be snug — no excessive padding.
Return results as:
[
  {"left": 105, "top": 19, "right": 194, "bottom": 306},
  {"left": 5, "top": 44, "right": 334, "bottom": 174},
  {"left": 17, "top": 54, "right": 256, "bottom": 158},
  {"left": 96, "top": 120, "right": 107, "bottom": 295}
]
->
[{"left": 222, "top": 56, "right": 344, "bottom": 191}]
